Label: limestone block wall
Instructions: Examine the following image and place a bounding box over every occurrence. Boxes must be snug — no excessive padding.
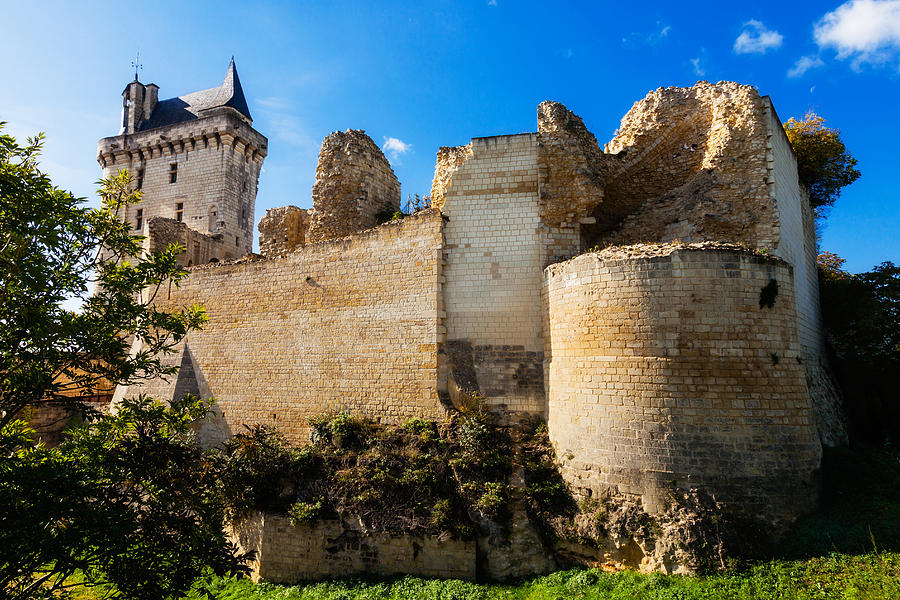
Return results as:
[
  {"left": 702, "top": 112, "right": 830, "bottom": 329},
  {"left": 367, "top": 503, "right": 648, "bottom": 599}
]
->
[
  {"left": 117, "top": 210, "right": 446, "bottom": 445},
  {"left": 763, "top": 98, "right": 847, "bottom": 445},
  {"left": 544, "top": 245, "right": 822, "bottom": 521},
  {"left": 231, "top": 514, "right": 476, "bottom": 583},
  {"left": 145, "top": 217, "right": 231, "bottom": 265},
  {"left": 258, "top": 205, "right": 312, "bottom": 256},
  {"left": 435, "top": 134, "right": 546, "bottom": 413},
  {"left": 307, "top": 130, "right": 401, "bottom": 243},
  {"left": 97, "top": 109, "right": 266, "bottom": 259},
  {"left": 594, "top": 82, "right": 777, "bottom": 249}
]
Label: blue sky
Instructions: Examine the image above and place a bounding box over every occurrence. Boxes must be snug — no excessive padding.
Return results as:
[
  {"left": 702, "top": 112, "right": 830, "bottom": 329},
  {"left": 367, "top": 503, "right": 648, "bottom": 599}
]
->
[{"left": 2, "top": 0, "right": 898, "bottom": 273}]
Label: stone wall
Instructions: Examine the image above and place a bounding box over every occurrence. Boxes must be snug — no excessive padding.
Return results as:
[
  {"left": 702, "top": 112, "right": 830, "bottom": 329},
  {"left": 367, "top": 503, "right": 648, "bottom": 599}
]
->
[
  {"left": 231, "top": 514, "right": 476, "bottom": 582},
  {"left": 535, "top": 101, "right": 611, "bottom": 264},
  {"left": 544, "top": 244, "right": 822, "bottom": 521},
  {"left": 430, "top": 143, "right": 472, "bottom": 212},
  {"left": 116, "top": 210, "right": 447, "bottom": 445},
  {"left": 761, "top": 98, "right": 847, "bottom": 446},
  {"left": 593, "top": 82, "right": 776, "bottom": 249},
  {"left": 307, "top": 130, "right": 401, "bottom": 243},
  {"left": 145, "top": 217, "right": 231, "bottom": 265},
  {"left": 97, "top": 109, "right": 266, "bottom": 259},
  {"left": 435, "top": 134, "right": 546, "bottom": 413},
  {"left": 257, "top": 205, "right": 312, "bottom": 256}
]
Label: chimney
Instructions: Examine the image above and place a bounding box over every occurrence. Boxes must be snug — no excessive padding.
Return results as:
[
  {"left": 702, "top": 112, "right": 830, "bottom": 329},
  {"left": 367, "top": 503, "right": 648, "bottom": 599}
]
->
[
  {"left": 121, "top": 81, "right": 146, "bottom": 135},
  {"left": 143, "top": 83, "right": 159, "bottom": 123}
]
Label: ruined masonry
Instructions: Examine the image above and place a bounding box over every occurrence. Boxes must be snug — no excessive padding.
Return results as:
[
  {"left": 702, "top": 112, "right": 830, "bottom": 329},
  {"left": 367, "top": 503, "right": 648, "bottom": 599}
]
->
[{"left": 100, "top": 64, "right": 847, "bottom": 579}]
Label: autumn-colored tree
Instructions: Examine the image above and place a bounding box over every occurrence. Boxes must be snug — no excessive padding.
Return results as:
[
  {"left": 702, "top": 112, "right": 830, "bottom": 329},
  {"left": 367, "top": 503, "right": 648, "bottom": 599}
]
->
[
  {"left": 818, "top": 251, "right": 848, "bottom": 280},
  {"left": 784, "top": 112, "right": 860, "bottom": 211}
]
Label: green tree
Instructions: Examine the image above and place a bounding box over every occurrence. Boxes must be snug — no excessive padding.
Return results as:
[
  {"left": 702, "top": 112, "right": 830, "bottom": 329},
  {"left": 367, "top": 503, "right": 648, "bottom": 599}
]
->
[
  {"left": 0, "top": 122, "right": 204, "bottom": 428},
  {"left": 0, "top": 396, "right": 249, "bottom": 599},
  {"left": 784, "top": 112, "right": 861, "bottom": 211},
  {"left": 0, "top": 123, "right": 246, "bottom": 597},
  {"left": 818, "top": 253, "right": 900, "bottom": 445}
]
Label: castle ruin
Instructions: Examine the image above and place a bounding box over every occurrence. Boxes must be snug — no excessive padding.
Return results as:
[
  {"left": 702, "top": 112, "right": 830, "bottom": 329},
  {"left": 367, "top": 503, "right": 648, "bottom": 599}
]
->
[{"left": 99, "top": 63, "right": 847, "bottom": 579}]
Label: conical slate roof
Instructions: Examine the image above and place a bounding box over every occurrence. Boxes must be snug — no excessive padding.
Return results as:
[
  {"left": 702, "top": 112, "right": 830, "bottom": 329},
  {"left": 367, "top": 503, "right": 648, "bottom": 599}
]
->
[{"left": 138, "top": 58, "right": 252, "bottom": 131}]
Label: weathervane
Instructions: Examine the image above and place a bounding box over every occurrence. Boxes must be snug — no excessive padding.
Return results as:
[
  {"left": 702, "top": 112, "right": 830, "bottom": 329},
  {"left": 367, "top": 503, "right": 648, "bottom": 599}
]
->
[{"left": 131, "top": 52, "right": 143, "bottom": 82}]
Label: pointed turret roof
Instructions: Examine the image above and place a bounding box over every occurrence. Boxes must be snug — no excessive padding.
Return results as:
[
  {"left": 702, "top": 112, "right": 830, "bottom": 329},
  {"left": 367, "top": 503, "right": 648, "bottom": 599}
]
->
[
  {"left": 221, "top": 56, "right": 252, "bottom": 120},
  {"left": 138, "top": 58, "right": 253, "bottom": 131}
]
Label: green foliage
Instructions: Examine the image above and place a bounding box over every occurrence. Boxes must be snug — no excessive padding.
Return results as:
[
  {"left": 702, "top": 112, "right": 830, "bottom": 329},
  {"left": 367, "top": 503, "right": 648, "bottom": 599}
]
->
[
  {"left": 0, "top": 122, "right": 206, "bottom": 429},
  {"left": 374, "top": 205, "right": 399, "bottom": 225},
  {"left": 289, "top": 501, "right": 324, "bottom": 526},
  {"left": 216, "top": 425, "right": 319, "bottom": 517},
  {"left": 178, "top": 553, "right": 900, "bottom": 599},
  {"left": 518, "top": 416, "right": 577, "bottom": 542},
  {"left": 212, "top": 408, "right": 519, "bottom": 539},
  {"left": 0, "top": 124, "right": 229, "bottom": 599},
  {"left": 0, "top": 395, "right": 248, "bottom": 599},
  {"left": 818, "top": 256, "right": 900, "bottom": 443},
  {"left": 783, "top": 112, "right": 860, "bottom": 211},
  {"left": 310, "top": 411, "right": 370, "bottom": 449}
]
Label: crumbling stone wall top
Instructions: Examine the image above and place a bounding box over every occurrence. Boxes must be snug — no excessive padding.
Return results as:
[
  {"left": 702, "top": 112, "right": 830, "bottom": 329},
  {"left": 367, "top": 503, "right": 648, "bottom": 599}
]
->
[
  {"left": 592, "top": 81, "right": 775, "bottom": 249},
  {"left": 145, "top": 216, "right": 232, "bottom": 265},
  {"left": 536, "top": 101, "right": 613, "bottom": 230},
  {"left": 549, "top": 241, "right": 784, "bottom": 269},
  {"left": 430, "top": 143, "right": 473, "bottom": 211},
  {"left": 306, "top": 130, "right": 401, "bottom": 243},
  {"left": 258, "top": 205, "right": 311, "bottom": 256}
]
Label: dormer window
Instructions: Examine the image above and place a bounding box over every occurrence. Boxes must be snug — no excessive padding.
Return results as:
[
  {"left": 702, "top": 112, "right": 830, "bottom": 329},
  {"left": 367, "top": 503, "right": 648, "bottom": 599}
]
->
[
  {"left": 135, "top": 208, "right": 143, "bottom": 231},
  {"left": 169, "top": 163, "right": 178, "bottom": 184}
]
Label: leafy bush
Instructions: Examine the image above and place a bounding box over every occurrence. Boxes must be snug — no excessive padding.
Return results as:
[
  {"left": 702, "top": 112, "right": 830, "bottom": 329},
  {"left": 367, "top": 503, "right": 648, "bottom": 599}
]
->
[
  {"left": 289, "top": 500, "right": 323, "bottom": 526},
  {"left": 212, "top": 408, "right": 522, "bottom": 540}
]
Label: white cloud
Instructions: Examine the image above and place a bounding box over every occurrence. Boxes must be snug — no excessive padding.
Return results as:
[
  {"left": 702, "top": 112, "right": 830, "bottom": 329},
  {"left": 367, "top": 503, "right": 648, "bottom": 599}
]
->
[
  {"left": 690, "top": 57, "right": 705, "bottom": 76},
  {"left": 734, "top": 20, "right": 784, "bottom": 54},
  {"left": 488, "top": 0, "right": 498, "bottom": 6},
  {"left": 788, "top": 54, "right": 825, "bottom": 77},
  {"left": 622, "top": 22, "right": 672, "bottom": 47},
  {"left": 382, "top": 137, "right": 412, "bottom": 163},
  {"left": 814, "top": 0, "right": 900, "bottom": 68}
]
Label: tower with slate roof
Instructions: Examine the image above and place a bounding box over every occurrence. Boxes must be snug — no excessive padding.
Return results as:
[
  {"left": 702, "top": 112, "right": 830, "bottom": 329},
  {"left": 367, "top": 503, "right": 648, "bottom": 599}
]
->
[{"left": 97, "top": 58, "right": 267, "bottom": 263}]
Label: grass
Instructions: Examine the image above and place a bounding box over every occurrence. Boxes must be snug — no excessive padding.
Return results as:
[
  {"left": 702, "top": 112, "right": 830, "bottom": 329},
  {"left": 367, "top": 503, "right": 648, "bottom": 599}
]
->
[{"left": 187, "top": 554, "right": 899, "bottom": 600}]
